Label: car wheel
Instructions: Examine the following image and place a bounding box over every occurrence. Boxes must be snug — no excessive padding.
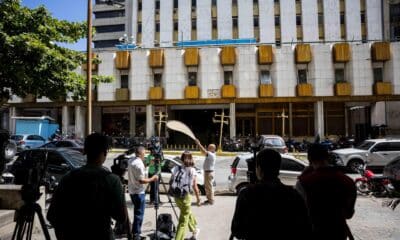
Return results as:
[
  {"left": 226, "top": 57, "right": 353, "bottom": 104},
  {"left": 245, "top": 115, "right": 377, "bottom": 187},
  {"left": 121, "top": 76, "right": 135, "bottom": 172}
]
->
[
  {"left": 4, "top": 141, "right": 17, "bottom": 160},
  {"left": 197, "top": 185, "right": 206, "bottom": 195},
  {"left": 347, "top": 159, "right": 364, "bottom": 173},
  {"left": 235, "top": 182, "right": 249, "bottom": 195}
]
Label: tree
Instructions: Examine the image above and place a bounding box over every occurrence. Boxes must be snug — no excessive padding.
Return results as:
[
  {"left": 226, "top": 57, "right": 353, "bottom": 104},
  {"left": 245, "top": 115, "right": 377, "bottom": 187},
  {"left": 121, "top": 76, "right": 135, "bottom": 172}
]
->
[{"left": 0, "top": 0, "right": 112, "bottom": 104}]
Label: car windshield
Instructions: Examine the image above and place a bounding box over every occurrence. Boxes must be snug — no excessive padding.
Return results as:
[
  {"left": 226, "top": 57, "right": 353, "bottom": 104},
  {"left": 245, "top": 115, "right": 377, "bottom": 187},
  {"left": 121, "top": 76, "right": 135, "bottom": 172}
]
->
[
  {"left": 355, "top": 141, "right": 375, "bottom": 150},
  {"left": 60, "top": 151, "right": 86, "bottom": 168},
  {"left": 263, "top": 138, "right": 285, "bottom": 147},
  {"left": 11, "top": 135, "right": 23, "bottom": 141}
]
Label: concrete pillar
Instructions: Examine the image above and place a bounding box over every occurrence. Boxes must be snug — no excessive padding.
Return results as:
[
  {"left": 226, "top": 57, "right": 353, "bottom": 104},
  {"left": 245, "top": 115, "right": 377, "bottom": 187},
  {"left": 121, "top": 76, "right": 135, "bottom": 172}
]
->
[
  {"left": 146, "top": 104, "right": 154, "bottom": 138},
  {"left": 92, "top": 106, "right": 102, "bottom": 133},
  {"left": 75, "top": 106, "right": 86, "bottom": 139},
  {"left": 229, "top": 103, "right": 236, "bottom": 138},
  {"left": 371, "top": 101, "right": 386, "bottom": 126},
  {"left": 289, "top": 103, "right": 293, "bottom": 137},
  {"left": 61, "top": 106, "right": 69, "bottom": 135},
  {"left": 130, "top": 106, "right": 136, "bottom": 136},
  {"left": 9, "top": 107, "right": 16, "bottom": 134},
  {"left": 344, "top": 107, "right": 349, "bottom": 136},
  {"left": 314, "top": 101, "right": 324, "bottom": 138}
]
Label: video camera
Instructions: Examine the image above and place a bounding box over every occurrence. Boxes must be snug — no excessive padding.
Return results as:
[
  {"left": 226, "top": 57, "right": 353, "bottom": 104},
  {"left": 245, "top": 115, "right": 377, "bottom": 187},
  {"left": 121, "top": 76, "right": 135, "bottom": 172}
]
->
[
  {"left": 149, "top": 136, "right": 163, "bottom": 157},
  {"left": 246, "top": 142, "right": 261, "bottom": 184}
]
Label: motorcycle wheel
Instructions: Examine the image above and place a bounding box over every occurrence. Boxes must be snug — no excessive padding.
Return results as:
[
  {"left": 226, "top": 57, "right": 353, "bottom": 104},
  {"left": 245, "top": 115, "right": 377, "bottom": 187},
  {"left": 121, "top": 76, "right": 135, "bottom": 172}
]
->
[{"left": 355, "top": 179, "right": 370, "bottom": 194}]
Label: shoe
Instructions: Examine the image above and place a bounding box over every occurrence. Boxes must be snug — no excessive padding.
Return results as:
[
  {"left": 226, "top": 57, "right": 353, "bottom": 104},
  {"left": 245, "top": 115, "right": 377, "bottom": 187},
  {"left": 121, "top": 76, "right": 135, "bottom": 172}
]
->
[
  {"left": 191, "top": 228, "right": 200, "bottom": 240},
  {"left": 203, "top": 200, "right": 213, "bottom": 205}
]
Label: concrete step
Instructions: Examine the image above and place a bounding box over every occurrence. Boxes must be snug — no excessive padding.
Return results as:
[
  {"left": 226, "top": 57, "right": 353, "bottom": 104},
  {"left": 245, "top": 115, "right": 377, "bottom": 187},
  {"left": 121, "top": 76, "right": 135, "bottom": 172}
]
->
[
  {"left": 0, "top": 210, "right": 14, "bottom": 229},
  {"left": 0, "top": 221, "right": 15, "bottom": 240}
]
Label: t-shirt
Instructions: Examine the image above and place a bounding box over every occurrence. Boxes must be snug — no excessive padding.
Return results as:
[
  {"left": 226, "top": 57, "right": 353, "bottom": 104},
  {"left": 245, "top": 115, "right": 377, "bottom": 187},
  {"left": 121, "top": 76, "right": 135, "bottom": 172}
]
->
[
  {"left": 203, "top": 151, "right": 216, "bottom": 171},
  {"left": 47, "top": 165, "right": 126, "bottom": 240},
  {"left": 127, "top": 157, "right": 146, "bottom": 194}
]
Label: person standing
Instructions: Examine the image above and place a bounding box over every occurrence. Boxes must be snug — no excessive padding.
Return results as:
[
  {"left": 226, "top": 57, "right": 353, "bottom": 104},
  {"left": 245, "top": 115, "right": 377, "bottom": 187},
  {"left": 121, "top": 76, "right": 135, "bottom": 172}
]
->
[
  {"left": 128, "top": 146, "right": 159, "bottom": 240},
  {"left": 194, "top": 139, "right": 216, "bottom": 205},
  {"left": 47, "top": 133, "right": 128, "bottom": 240},
  {"left": 170, "top": 151, "right": 201, "bottom": 240},
  {"left": 230, "top": 149, "right": 312, "bottom": 239},
  {"left": 296, "top": 144, "right": 357, "bottom": 240}
]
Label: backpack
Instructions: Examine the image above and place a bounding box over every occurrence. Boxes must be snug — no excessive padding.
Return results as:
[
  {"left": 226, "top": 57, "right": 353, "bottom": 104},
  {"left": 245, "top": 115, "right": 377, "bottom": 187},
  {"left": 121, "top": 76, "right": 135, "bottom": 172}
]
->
[
  {"left": 168, "top": 166, "right": 192, "bottom": 198},
  {"left": 156, "top": 213, "right": 176, "bottom": 239}
]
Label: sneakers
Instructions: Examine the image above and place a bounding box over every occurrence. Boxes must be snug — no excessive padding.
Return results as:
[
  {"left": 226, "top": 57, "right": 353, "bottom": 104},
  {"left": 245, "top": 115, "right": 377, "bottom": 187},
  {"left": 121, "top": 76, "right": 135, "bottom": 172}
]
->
[{"left": 191, "top": 228, "right": 200, "bottom": 240}]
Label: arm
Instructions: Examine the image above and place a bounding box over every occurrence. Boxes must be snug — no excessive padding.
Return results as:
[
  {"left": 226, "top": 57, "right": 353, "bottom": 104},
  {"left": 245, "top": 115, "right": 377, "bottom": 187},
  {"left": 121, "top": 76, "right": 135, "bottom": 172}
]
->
[
  {"left": 194, "top": 139, "right": 207, "bottom": 155},
  {"left": 139, "top": 175, "right": 158, "bottom": 184}
]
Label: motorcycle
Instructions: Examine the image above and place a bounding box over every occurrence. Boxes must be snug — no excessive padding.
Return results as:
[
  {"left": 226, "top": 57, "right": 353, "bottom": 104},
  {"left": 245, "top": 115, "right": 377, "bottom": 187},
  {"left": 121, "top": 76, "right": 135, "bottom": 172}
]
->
[{"left": 355, "top": 166, "right": 394, "bottom": 197}]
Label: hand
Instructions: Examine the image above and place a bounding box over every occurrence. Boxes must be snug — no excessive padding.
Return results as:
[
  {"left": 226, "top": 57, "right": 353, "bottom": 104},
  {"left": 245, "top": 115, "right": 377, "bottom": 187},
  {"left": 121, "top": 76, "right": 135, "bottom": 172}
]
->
[
  {"left": 194, "top": 139, "right": 200, "bottom": 145},
  {"left": 152, "top": 175, "right": 159, "bottom": 181}
]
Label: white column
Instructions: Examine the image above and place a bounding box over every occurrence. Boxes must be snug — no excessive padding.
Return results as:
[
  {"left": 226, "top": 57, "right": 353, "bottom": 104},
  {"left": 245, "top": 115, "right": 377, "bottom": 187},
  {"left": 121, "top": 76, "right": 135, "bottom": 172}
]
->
[
  {"left": 229, "top": 103, "right": 236, "bottom": 138},
  {"left": 8, "top": 107, "right": 16, "bottom": 134},
  {"left": 345, "top": 0, "right": 361, "bottom": 41},
  {"left": 217, "top": 0, "right": 232, "bottom": 39},
  {"left": 238, "top": 0, "right": 254, "bottom": 39},
  {"left": 289, "top": 103, "right": 293, "bottom": 137},
  {"left": 75, "top": 106, "right": 86, "bottom": 139},
  {"left": 126, "top": 0, "right": 138, "bottom": 42},
  {"left": 197, "top": 0, "right": 212, "bottom": 40},
  {"left": 371, "top": 101, "right": 386, "bottom": 125},
  {"left": 142, "top": 0, "right": 155, "bottom": 48},
  {"left": 130, "top": 106, "right": 136, "bottom": 136},
  {"left": 302, "top": 0, "right": 319, "bottom": 42},
  {"left": 178, "top": 0, "right": 191, "bottom": 41},
  {"left": 314, "top": 101, "right": 324, "bottom": 138},
  {"left": 323, "top": 0, "right": 340, "bottom": 42},
  {"left": 366, "top": 0, "right": 383, "bottom": 41},
  {"left": 259, "top": 0, "right": 275, "bottom": 43},
  {"left": 280, "top": 0, "right": 297, "bottom": 43},
  {"left": 160, "top": 0, "right": 173, "bottom": 47},
  {"left": 146, "top": 104, "right": 154, "bottom": 138},
  {"left": 61, "top": 105, "right": 69, "bottom": 135}
]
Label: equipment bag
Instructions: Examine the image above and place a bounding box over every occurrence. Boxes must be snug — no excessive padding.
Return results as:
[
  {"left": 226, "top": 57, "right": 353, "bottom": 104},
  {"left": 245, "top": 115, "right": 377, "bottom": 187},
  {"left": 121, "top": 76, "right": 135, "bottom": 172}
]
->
[
  {"left": 168, "top": 166, "right": 192, "bottom": 198},
  {"left": 156, "top": 213, "right": 176, "bottom": 239}
]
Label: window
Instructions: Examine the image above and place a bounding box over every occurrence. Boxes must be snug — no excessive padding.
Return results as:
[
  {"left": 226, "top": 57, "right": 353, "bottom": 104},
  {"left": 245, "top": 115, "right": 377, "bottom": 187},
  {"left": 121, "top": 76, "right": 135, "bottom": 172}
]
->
[
  {"left": 95, "top": 24, "right": 125, "bottom": 33},
  {"left": 233, "top": 17, "right": 238, "bottom": 28},
  {"left": 296, "top": 15, "right": 302, "bottom": 26},
  {"left": 233, "top": 0, "right": 238, "bottom": 5},
  {"left": 188, "top": 72, "right": 197, "bottom": 86},
  {"left": 154, "top": 73, "right": 162, "bottom": 87},
  {"left": 155, "top": 22, "right": 160, "bottom": 32},
  {"left": 388, "top": 142, "right": 400, "bottom": 151},
  {"left": 361, "top": 12, "right": 365, "bottom": 23},
  {"left": 174, "top": 0, "right": 178, "bottom": 9},
  {"left": 340, "top": 14, "right": 345, "bottom": 25},
  {"left": 192, "top": 20, "right": 196, "bottom": 30},
  {"left": 94, "top": 10, "right": 125, "bottom": 19},
  {"left": 335, "top": 69, "right": 345, "bottom": 83},
  {"left": 138, "top": 23, "right": 142, "bottom": 33},
  {"left": 260, "top": 71, "right": 272, "bottom": 84},
  {"left": 212, "top": 18, "right": 217, "bottom": 29},
  {"left": 212, "top": 0, "right": 217, "bottom": 6},
  {"left": 224, "top": 71, "right": 233, "bottom": 85},
  {"left": 28, "top": 135, "right": 44, "bottom": 141},
  {"left": 373, "top": 68, "right": 383, "bottom": 83},
  {"left": 94, "top": 40, "right": 121, "bottom": 48},
  {"left": 121, "top": 75, "right": 129, "bottom": 88},
  {"left": 174, "top": 21, "right": 178, "bottom": 31},
  {"left": 297, "top": 69, "right": 307, "bottom": 84},
  {"left": 155, "top": 0, "right": 160, "bottom": 10},
  {"left": 281, "top": 158, "right": 305, "bottom": 172},
  {"left": 138, "top": 0, "right": 142, "bottom": 11},
  {"left": 191, "top": 0, "right": 196, "bottom": 8},
  {"left": 254, "top": 16, "right": 259, "bottom": 28},
  {"left": 373, "top": 143, "right": 389, "bottom": 152},
  {"left": 318, "top": 14, "right": 324, "bottom": 26},
  {"left": 47, "top": 152, "right": 67, "bottom": 167},
  {"left": 275, "top": 15, "right": 280, "bottom": 26}
]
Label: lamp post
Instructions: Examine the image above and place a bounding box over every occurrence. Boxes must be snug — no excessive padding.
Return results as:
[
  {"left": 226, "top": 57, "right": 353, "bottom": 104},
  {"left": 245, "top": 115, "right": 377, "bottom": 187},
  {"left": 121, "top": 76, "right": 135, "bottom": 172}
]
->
[{"left": 86, "top": 0, "right": 93, "bottom": 136}]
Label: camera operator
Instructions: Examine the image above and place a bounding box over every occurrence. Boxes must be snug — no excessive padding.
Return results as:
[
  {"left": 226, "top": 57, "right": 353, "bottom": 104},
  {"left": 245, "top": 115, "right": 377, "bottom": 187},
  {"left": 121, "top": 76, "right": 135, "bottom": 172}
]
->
[{"left": 145, "top": 137, "right": 165, "bottom": 205}]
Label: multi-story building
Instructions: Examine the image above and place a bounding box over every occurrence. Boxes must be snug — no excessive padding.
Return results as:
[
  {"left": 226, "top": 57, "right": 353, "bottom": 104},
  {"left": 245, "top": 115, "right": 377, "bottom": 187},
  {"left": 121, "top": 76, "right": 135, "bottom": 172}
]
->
[{"left": 3, "top": 0, "right": 400, "bottom": 145}]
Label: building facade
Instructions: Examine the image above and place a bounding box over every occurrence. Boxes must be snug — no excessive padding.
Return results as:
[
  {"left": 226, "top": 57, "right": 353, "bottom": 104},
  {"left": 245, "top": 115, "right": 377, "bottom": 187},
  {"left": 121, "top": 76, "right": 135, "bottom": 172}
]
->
[{"left": 3, "top": 0, "right": 400, "bottom": 144}]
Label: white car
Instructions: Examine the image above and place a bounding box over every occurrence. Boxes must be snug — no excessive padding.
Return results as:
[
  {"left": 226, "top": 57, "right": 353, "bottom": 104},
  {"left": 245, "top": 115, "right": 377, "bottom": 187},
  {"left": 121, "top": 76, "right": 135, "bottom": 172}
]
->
[
  {"left": 331, "top": 139, "right": 400, "bottom": 172},
  {"left": 228, "top": 153, "right": 307, "bottom": 194}
]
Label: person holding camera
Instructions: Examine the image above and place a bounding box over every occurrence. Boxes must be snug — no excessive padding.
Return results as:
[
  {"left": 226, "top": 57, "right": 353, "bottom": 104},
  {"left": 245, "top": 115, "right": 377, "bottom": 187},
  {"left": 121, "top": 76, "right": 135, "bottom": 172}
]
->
[
  {"left": 194, "top": 139, "right": 216, "bottom": 205},
  {"left": 47, "top": 133, "right": 129, "bottom": 240},
  {"left": 145, "top": 153, "right": 164, "bottom": 205},
  {"left": 128, "top": 146, "right": 159, "bottom": 240},
  {"left": 169, "top": 151, "right": 201, "bottom": 240}
]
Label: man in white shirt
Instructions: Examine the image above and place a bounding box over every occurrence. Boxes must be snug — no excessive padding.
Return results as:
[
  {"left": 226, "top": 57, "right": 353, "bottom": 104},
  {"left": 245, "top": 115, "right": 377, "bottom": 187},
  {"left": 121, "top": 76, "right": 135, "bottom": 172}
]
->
[
  {"left": 128, "top": 146, "right": 158, "bottom": 240},
  {"left": 195, "top": 139, "right": 216, "bottom": 205}
]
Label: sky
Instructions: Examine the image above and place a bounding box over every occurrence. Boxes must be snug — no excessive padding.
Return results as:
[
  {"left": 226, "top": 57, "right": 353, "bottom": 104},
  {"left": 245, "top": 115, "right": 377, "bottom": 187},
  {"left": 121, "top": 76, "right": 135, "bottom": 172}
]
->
[{"left": 22, "top": 0, "right": 88, "bottom": 51}]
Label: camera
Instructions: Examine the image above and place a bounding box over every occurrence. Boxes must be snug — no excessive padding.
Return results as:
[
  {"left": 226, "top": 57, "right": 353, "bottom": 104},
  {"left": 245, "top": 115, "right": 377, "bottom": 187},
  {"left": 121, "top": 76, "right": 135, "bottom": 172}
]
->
[{"left": 246, "top": 143, "right": 261, "bottom": 184}]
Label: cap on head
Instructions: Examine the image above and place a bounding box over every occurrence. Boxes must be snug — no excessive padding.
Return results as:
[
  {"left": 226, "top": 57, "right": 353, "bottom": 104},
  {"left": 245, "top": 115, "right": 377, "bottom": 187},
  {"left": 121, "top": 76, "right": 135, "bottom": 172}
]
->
[{"left": 256, "top": 149, "right": 281, "bottom": 178}]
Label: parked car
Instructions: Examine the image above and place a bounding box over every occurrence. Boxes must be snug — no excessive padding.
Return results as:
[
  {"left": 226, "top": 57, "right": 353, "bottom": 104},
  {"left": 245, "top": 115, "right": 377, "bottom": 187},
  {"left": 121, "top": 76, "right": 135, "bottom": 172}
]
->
[
  {"left": 258, "top": 135, "right": 288, "bottom": 153},
  {"left": 11, "top": 134, "right": 46, "bottom": 151},
  {"left": 331, "top": 139, "right": 400, "bottom": 172},
  {"left": 383, "top": 156, "right": 400, "bottom": 192},
  {"left": 228, "top": 153, "right": 307, "bottom": 194},
  {"left": 41, "top": 140, "right": 84, "bottom": 153},
  {"left": 10, "top": 148, "right": 86, "bottom": 192}
]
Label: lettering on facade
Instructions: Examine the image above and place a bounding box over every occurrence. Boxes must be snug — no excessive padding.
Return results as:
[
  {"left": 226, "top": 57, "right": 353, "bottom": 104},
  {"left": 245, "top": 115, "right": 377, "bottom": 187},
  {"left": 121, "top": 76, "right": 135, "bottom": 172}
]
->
[{"left": 207, "top": 89, "right": 220, "bottom": 98}]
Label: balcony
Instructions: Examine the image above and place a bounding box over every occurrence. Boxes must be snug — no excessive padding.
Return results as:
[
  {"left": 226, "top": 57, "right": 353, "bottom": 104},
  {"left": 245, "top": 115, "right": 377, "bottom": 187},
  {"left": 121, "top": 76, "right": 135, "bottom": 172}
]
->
[
  {"left": 115, "top": 51, "right": 130, "bottom": 70},
  {"left": 184, "top": 86, "right": 200, "bottom": 99},
  {"left": 221, "top": 84, "right": 236, "bottom": 98},
  {"left": 149, "top": 87, "right": 164, "bottom": 100},
  {"left": 184, "top": 48, "right": 199, "bottom": 66},
  {"left": 333, "top": 43, "right": 351, "bottom": 63},
  {"left": 220, "top": 46, "right": 236, "bottom": 66},
  {"left": 115, "top": 88, "right": 130, "bottom": 101},
  {"left": 334, "top": 82, "right": 352, "bottom": 96},
  {"left": 371, "top": 42, "right": 391, "bottom": 62},
  {"left": 149, "top": 49, "right": 164, "bottom": 68},
  {"left": 259, "top": 84, "right": 274, "bottom": 97},
  {"left": 295, "top": 44, "right": 312, "bottom": 64},
  {"left": 374, "top": 82, "right": 392, "bottom": 95},
  {"left": 296, "top": 83, "right": 313, "bottom": 97},
  {"left": 258, "top": 45, "right": 273, "bottom": 65}
]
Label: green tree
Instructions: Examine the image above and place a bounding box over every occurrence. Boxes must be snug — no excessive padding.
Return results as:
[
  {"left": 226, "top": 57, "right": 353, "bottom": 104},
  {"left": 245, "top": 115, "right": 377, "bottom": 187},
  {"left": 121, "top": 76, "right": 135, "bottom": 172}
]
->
[{"left": 0, "top": 0, "right": 112, "bottom": 104}]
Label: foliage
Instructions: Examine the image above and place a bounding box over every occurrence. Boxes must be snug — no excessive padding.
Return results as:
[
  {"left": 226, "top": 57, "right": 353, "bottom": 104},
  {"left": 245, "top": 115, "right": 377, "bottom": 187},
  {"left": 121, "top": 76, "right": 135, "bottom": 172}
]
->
[{"left": 0, "top": 0, "right": 113, "bottom": 103}]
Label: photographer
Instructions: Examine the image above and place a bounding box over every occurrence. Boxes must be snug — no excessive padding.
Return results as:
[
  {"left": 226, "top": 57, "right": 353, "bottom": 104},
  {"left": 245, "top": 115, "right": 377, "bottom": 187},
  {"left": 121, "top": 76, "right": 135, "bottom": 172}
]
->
[{"left": 145, "top": 137, "right": 165, "bottom": 205}]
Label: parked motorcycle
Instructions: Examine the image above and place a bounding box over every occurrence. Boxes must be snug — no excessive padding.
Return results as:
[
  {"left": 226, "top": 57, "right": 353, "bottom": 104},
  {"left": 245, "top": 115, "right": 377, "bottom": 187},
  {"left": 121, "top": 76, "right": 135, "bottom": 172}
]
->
[
  {"left": 336, "top": 136, "right": 355, "bottom": 149},
  {"left": 355, "top": 166, "right": 394, "bottom": 197}
]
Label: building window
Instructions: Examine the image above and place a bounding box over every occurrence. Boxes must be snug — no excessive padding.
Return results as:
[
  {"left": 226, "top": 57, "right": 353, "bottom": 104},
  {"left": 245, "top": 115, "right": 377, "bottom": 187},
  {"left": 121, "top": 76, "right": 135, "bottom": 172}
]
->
[
  {"left": 192, "top": 20, "right": 197, "bottom": 30},
  {"left": 233, "top": 0, "right": 238, "bottom": 5},
  {"left": 233, "top": 17, "right": 238, "bottom": 28},
  {"left": 373, "top": 68, "right": 383, "bottom": 83},
  {"left": 154, "top": 73, "right": 162, "bottom": 87},
  {"left": 120, "top": 75, "right": 129, "bottom": 89},
  {"left": 174, "top": 21, "right": 178, "bottom": 31},
  {"left": 297, "top": 69, "right": 307, "bottom": 84},
  {"left": 361, "top": 12, "right": 366, "bottom": 23},
  {"left": 254, "top": 16, "right": 259, "bottom": 28},
  {"left": 95, "top": 24, "right": 125, "bottom": 33},
  {"left": 296, "top": 15, "right": 302, "bottom": 26},
  {"left": 275, "top": 15, "right": 280, "bottom": 26},
  {"left": 155, "top": 22, "right": 160, "bottom": 32},
  {"left": 224, "top": 71, "right": 233, "bottom": 85},
  {"left": 138, "top": 0, "right": 142, "bottom": 11},
  {"left": 335, "top": 69, "right": 345, "bottom": 83},
  {"left": 212, "top": 18, "right": 217, "bottom": 29},
  {"left": 188, "top": 72, "right": 197, "bottom": 86},
  {"left": 94, "top": 10, "right": 125, "bottom": 19},
  {"left": 212, "top": 0, "right": 217, "bottom": 6},
  {"left": 174, "top": 0, "right": 178, "bottom": 9},
  {"left": 93, "top": 40, "right": 120, "bottom": 48},
  {"left": 138, "top": 23, "right": 142, "bottom": 33},
  {"left": 340, "top": 14, "right": 345, "bottom": 25},
  {"left": 192, "top": 0, "right": 196, "bottom": 8},
  {"left": 260, "top": 71, "right": 272, "bottom": 84},
  {"left": 155, "top": 0, "right": 160, "bottom": 10}
]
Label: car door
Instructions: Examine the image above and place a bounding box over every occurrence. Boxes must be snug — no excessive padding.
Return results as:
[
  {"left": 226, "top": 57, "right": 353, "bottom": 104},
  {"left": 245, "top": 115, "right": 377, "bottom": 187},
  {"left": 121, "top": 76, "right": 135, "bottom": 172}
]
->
[
  {"left": 46, "top": 151, "right": 71, "bottom": 182},
  {"left": 279, "top": 157, "right": 305, "bottom": 186},
  {"left": 368, "top": 142, "right": 390, "bottom": 167}
]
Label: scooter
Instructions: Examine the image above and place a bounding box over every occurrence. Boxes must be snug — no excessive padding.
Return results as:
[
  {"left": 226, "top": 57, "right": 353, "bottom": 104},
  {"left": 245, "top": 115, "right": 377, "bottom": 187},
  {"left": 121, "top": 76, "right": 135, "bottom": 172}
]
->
[{"left": 355, "top": 166, "right": 394, "bottom": 197}]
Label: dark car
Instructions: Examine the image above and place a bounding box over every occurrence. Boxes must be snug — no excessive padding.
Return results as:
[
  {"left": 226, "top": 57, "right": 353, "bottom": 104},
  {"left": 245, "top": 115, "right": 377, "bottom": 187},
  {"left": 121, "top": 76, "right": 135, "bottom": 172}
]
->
[
  {"left": 258, "top": 135, "right": 288, "bottom": 154},
  {"left": 41, "top": 140, "right": 84, "bottom": 153},
  {"left": 10, "top": 148, "right": 86, "bottom": 192}
]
